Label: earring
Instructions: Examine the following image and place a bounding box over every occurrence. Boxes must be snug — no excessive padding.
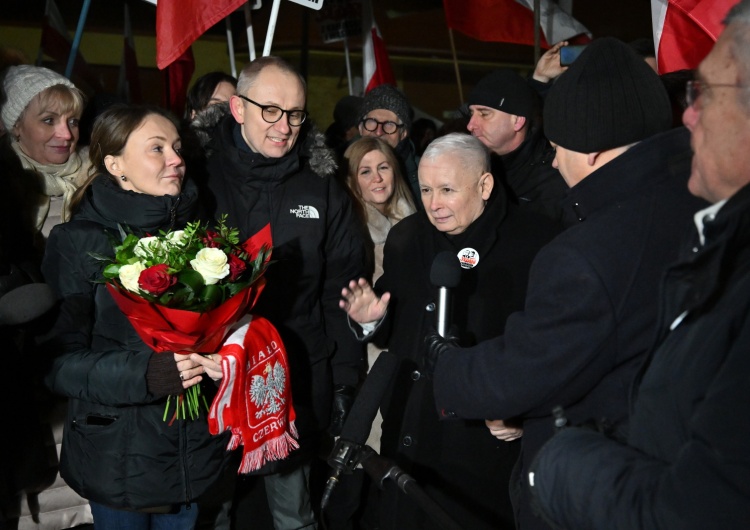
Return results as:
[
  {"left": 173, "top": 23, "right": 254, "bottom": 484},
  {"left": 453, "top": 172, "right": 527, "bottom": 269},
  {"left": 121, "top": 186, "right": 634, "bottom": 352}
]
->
[{"left": 121, "top": 175, "right": 127, "bottom": 182}]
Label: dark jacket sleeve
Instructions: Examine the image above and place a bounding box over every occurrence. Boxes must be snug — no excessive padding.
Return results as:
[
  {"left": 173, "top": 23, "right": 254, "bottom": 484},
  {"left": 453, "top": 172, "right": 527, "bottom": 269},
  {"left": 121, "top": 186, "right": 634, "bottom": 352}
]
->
[
  {"left": 529, "top": 319, "right": 750, "bottom": 530},
  {"left": 433, "top": 239, "right": 616, "bottom": 419},
  {"left": 323, "top": 178, "right": 368, "bottom": 387},
  {"left": 41, "top": 224, "right": 156, "bottom": 406}
]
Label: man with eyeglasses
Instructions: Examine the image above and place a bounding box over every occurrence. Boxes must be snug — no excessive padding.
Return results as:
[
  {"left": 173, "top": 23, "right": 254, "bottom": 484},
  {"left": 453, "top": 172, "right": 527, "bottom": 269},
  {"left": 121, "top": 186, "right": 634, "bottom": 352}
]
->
[
  {"left": 528, "top": 2, "right": 750, "bottom": 528},
  {"left": 426, "top": 37, "right": 706, "bottom": 530},
  {"left": 195, "top": 55, "right": 367, "bottom": 530},
  {"left": 358, "top": 84, "right": 422, "bottom": 208}
]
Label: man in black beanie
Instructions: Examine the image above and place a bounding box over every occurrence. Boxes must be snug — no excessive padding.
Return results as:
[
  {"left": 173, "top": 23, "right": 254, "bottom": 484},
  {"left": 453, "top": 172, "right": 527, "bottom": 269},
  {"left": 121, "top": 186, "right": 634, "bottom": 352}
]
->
[
  {"left": 466, "top": 68, "right": 567, "bottom": 221},
  {"left": 358, "top": 84, "right": 421, "bottom": 208},
  {"left": 427, "top": 37, "right": 707, "bottom": 530}
]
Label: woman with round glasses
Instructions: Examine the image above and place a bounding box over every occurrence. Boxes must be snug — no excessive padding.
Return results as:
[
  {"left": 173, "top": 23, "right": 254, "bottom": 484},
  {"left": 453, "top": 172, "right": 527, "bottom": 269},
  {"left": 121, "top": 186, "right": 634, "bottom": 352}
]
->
[{"left": 190, "top": 55, "right": 368, "bottom": 530}]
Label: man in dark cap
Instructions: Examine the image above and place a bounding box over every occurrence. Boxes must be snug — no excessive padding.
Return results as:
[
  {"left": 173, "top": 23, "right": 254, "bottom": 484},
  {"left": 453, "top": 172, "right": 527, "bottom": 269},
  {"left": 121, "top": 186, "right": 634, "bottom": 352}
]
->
[
  {"left": 358, "top": 84, "right": 421, "bottom": 207},
  {"left": 426, "top": 37, "right": 707, "bottom": 530},
  {"left": 466, "top": 68, "right": 567, "bottom": 221}
]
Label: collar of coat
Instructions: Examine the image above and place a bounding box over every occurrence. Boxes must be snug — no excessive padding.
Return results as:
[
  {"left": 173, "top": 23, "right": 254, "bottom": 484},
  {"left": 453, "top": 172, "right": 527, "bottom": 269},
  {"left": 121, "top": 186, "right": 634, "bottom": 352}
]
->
[{"left": 561, "top": 127, "right": 692, "bottom": 226}]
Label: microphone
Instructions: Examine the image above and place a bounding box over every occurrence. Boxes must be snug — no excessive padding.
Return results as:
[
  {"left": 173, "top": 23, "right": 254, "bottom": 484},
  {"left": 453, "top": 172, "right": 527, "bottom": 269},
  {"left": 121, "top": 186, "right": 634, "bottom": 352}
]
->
[
  {"left": 429, "top": 251, "right": 462, "bottom": 337},
  {"left": 321, "top": 350, "right": 399, "bottom": 511}
]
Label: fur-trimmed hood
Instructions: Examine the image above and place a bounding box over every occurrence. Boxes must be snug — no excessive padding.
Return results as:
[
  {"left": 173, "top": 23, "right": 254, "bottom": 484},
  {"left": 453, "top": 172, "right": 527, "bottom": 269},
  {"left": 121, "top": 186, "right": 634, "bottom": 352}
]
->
[{"left": 187, "top": 102, "right": 337, "bottom": 178}]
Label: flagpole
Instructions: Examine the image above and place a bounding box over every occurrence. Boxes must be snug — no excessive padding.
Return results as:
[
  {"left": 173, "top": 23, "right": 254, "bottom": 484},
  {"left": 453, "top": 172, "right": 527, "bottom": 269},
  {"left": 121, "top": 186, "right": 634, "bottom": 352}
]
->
[
  {"left": 244, "top": 3, "right": 257, "bottom": 62},
  {"left": 263, "top": 0, "right": 282, "bottom": 56},
  {"left": 65, "top": 0, "right": 91, "bottom": 78},
  {"left": 343, "top": 38, "right": 353, "bottom": 95},
  {"left": 533, "top": 0, "right": 541, "bottom": 65},
  {"left": 226, "top": 17, "right": 238, "bottom": 77},
  {"left": 448, "top": 28, "right": 463, "bottom": 105}
]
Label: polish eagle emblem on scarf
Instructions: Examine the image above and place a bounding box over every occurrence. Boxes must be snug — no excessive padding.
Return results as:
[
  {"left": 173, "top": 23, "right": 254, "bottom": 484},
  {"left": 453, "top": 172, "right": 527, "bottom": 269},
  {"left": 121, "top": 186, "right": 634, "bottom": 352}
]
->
[{"left": 250, "top": 362, "right": 287, "bottom": 418}]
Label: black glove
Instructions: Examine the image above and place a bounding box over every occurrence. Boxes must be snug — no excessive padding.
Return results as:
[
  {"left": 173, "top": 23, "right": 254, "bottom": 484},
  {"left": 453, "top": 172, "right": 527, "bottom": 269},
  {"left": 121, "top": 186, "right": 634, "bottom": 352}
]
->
[
  {"left": 328, "top": 384, "right": 356, "bottom": 437},
  {"left": 423, "top": 327, "right": 459, "bottom": 377}
]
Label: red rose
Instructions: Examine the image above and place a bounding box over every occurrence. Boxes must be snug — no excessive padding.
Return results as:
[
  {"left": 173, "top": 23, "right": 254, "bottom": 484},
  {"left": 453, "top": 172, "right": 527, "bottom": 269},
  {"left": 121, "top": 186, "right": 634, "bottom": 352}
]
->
[
  {"left": 202, "top": 230, "right": 221, "bottom": 248},
  {"left": 139, "top": 264, "right": 176, "bottom": 296},
  {"left": 228, "top": 253, "right": 247, "bottom": 281}
]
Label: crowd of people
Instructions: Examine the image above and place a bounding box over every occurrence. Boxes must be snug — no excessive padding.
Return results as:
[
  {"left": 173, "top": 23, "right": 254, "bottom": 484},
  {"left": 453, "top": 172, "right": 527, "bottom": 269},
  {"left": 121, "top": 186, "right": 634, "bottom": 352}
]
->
[{"left": 2, "top": 1, "right": 750, "bottom": 528}]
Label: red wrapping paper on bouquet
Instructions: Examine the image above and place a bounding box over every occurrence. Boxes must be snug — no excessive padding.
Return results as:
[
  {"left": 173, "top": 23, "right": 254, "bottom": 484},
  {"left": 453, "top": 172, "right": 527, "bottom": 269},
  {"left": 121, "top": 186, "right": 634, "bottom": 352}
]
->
[{"left": 106, "top": 279, "right": 266, "bottom": 354}]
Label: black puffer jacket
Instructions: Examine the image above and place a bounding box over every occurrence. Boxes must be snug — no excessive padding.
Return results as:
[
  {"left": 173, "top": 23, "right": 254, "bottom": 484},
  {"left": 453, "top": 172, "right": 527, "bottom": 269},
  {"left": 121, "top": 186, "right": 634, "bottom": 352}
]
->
[
  {"left": 193, "top": 110, "right": 368, "bottom": 471},
  {"left": 42, "top": 176, "right": 235, "bottom": 510}
]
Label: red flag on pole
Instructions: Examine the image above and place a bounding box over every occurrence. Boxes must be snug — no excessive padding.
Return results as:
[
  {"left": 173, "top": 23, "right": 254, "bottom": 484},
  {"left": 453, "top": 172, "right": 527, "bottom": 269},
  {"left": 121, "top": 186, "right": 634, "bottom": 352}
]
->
[
  {"left": 156, "top": 0, "right": 247, "bottom": 70},
  {"left": 164, "top": 47, "right": 195, "bottom": 117},
  {"left": 651, "top": 0, "right": 736, "bottom": 74},
  {"left": 362, "top": 0, "right": 395, "bottom": 93},
  {"left": 443, "top": 0, "right": 590, "bottom": 47}
]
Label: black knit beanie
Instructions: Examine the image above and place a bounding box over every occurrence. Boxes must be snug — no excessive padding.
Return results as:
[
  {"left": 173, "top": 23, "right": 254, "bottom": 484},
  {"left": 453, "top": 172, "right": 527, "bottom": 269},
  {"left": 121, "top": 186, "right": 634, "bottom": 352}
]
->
[
  {"left": 466, "top": 68, "right": 535, "bottom": 118},
  {"left": 544, "top": 37, "right": 673, "bottom": 153},
  {"left": 359, "top": 84, "right": 413, "bottom": 130},
  {"left": 334, "top": 95, "right": 363, "bottom": 130}
]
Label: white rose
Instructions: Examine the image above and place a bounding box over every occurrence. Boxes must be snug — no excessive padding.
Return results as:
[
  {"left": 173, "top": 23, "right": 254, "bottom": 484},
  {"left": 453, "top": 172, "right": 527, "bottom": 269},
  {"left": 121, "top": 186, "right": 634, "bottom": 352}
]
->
[
  {"left": 134, "top": 236, "right": 161, "bottom": 259},
  {"left": 191, "top": 247, "right": 230, "bottom": 285},
  {"left": 165, "top": 230, "right": 185, "bottom": 247},
  {"left": 119, "top": 262, "right": 146, "bottom": 292}
]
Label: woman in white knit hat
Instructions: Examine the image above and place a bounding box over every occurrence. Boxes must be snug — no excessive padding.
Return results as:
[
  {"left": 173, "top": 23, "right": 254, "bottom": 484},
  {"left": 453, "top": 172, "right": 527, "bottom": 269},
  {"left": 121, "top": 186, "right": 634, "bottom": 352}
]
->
[
  {"left": 0, "top": 64, "right": 94, "bottom": 530},
  {"left": 1, "top": 64, "right": 89, "bottom": 248}
]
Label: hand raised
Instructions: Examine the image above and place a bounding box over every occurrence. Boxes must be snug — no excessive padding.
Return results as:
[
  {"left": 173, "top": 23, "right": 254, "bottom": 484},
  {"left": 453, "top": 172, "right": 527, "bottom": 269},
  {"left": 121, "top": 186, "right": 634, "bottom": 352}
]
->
[{"left": 339, "top": 277, "right": 390, "bottom": 324}]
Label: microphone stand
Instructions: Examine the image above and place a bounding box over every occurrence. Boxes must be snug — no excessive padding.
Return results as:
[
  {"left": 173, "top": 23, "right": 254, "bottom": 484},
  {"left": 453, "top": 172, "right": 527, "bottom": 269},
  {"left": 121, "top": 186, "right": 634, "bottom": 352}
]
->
[{"left": 357, "top": 446, "right": 463, "bottom": 530}]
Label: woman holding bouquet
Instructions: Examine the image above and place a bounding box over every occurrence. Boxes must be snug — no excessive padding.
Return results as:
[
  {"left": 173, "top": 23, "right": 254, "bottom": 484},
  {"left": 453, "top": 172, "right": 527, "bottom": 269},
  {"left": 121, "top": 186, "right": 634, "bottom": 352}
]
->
[{"left": 41, "top": 104, "right": 235, "bottom": 530}]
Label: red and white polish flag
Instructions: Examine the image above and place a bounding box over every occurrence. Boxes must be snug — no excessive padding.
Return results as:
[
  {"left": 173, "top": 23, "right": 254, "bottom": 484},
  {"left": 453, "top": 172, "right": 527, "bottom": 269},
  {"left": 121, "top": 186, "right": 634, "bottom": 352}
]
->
[{"left": 651, "top": 0, "right": 737, "bottom": 74}]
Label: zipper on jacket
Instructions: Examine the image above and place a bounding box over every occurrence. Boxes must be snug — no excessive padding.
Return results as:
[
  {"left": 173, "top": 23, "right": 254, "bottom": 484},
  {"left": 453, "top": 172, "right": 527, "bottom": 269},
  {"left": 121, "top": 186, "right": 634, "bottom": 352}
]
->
[{"left": 168, "top": 196, "right": 182, "bottom": 232}]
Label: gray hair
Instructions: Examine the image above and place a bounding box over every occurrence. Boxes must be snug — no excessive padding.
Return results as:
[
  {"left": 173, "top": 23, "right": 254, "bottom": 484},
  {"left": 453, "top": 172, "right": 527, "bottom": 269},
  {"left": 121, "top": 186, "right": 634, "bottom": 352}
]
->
[
  {"left": 421, "top": 132, "right": 491, "bottom": 175},
  {"left": 724, "top": 0, "right": 750, "bottom": 110},
  {"left": 236, "top": 56, "right": 306, "bottom": 97}
]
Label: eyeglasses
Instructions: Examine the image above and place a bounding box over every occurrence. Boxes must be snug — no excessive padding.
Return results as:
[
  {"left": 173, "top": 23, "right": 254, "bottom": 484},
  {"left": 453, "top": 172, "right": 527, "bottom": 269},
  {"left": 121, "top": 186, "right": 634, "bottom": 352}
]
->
[
  {"left": 361, "top": 118, "right": 404, "bottom": 135},
  {"left": 685, "top": 79, "right": 744, "bottom": 108},
  {"left": 237, "top": 94, "right": 307, "bottom": 126}
]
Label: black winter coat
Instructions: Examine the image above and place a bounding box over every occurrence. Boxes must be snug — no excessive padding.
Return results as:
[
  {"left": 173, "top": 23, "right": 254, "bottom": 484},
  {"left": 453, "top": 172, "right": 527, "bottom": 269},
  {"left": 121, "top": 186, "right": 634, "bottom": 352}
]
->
[
  {"left": 372, "top": 191, "right": 560, "bottom": 530},
  {"left": 433, "top": 127, "right": 708, "bottom": 530},
  {"left": 529, "top": 181, "right": 750, "bottom": 530},
  {"left": 198, "top": 115, "right": 368, "bottom": 470},
  {"left": 41, "top": 176, "right": 235, "bottom": 510},
  {"left": 493, "top": 125, "right": 568, "bottom": 223}
]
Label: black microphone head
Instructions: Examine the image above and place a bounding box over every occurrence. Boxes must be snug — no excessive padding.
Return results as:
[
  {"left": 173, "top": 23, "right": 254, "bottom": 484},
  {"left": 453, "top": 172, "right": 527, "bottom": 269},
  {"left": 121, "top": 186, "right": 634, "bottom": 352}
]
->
[
  {"left": 339, "top": 351, "right": 399, "bottom": 445},
  {"left": 430, "top": 251, "right": 461, "bottom": 288}
]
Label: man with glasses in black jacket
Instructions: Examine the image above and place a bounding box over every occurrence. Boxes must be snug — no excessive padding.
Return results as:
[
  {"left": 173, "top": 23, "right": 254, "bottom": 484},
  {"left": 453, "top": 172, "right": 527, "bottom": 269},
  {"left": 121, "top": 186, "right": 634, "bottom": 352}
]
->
[{"left": 195, "top": 55, "right": 368, "bottom": 530}]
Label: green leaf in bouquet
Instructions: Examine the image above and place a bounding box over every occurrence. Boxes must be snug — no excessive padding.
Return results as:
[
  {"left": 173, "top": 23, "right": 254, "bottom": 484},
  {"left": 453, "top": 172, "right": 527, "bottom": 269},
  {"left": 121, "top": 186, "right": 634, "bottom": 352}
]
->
[
  {"left": 177, "top": 269, "right": 206, "bottom": 293},
  {"left": 166, "top": 287, "right": 195, "bottom": 308},
  {"left": 225, "top": 281, "right": 248, "bottom": 297},
  {"left": 200, "top": 284, "right": 223, "bottom": 310},
  {"left": 102, "top": 263, "right": 121, "bottom": 279}
]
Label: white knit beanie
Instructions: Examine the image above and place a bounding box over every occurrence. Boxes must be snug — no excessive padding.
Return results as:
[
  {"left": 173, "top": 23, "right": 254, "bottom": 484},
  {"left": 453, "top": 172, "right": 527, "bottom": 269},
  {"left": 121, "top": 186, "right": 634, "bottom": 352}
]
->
[{"left": 1, "top": 65, "right": 76, "bottom": 131}]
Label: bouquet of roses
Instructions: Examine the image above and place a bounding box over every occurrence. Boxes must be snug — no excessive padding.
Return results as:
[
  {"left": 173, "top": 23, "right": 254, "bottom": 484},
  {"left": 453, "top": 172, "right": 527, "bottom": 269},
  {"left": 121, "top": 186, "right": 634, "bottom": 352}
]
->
[{"left": 92, "top": 216, "right": 272, "bottom": 422}]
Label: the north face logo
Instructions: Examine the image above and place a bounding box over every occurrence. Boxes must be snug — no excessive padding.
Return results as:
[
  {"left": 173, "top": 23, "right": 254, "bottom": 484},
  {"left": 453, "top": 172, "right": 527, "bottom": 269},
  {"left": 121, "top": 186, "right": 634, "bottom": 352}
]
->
[{"left": 290, "top": 205, "right": 320, "bottom": 219}]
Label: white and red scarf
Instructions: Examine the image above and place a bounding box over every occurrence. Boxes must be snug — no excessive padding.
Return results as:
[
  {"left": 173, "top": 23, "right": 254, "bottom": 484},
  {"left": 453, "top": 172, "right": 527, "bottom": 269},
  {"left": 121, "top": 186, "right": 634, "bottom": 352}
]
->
[{"left": 209, "top": 315, "right": 299, "bottom": 473}]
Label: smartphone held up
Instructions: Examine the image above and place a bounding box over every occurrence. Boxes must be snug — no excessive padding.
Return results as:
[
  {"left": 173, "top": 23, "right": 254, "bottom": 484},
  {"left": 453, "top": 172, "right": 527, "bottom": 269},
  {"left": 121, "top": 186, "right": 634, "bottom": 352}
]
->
[{"left": 560, "top": 45, "right": 587, "bottom": 66}]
